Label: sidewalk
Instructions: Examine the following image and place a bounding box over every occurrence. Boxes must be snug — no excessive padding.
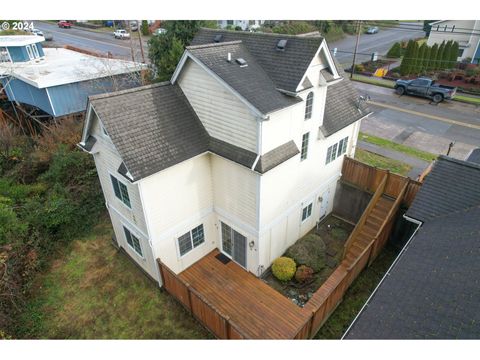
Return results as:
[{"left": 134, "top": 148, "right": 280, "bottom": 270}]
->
[{"left": 357, "top": 140, "right": 430, "bottom": 179}]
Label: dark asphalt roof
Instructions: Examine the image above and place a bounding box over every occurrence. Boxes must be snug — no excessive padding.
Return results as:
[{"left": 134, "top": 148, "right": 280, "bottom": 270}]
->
[
  {"left": 346, "top": 156, "right": 480, "bottom": 339},
  {"left": 87, "top": 82, "right": 300, "bottom": 181},
  {"left": 345, "top": 205, "right": 480, "bottom": 339},
  {"left": 467, "top": 148, "right": 480, "bottom": 164},
  {"left": 406, "top": 156, "right": 480, "bottom": 223},
  {"left": 89, "top": 82, "right": 210, "bottom": 182},
  {"left": 320, "top": 78, "right": 370, "bottom": 137},
  {"left": 187, "top": 41, "right": 301, "bottom": 114},
  {"left": 191, "top": 28, "right": 324, "bottom": 94}
]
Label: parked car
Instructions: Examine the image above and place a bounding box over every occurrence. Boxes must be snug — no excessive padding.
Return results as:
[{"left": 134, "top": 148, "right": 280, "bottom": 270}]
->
[
  {"left": 394, "top": 77, "right": 457, "bottom": 103},
  {"left": 154, "top": 28, "right": 167, "bottom": 36},
  {"left": 366, "top": 26, "right": 379, "bottom": 34},
  {"left": 129, "top": 21, "right": 138, "bottom": 31},
  {"left": 43, "top": 32, "right": 53, "bottom": 41},
  {"left": 58, "top": 21, "right": 72, "bottom": 28},
  {"left": 114, "top": 29, "right": 130, "bottom": 39},
  {"left": 31, "top": 29, "right": 44, "bottom": 37}
]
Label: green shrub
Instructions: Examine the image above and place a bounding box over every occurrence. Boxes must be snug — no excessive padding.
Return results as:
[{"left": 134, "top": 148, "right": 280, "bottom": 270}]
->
[
  {"left": 295, "top": 265, "right": 314, "bottom": 283},
  {"left": 285, "top": 233, "right": 326, "bottom": 272},
  {"left": 272, "top": 257, "right": 296, "bottom": 282},
  {"left": 386, "top": 42, "right": 401, "bottom": 58}
]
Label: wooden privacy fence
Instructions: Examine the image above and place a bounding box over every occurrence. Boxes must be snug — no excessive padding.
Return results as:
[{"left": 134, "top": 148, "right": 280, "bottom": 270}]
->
[
  {"left": 158, "top": 259, "right": 249, "bottom": 339},
  {"left": 341, "top": 157, "right": 422, "bottom": 207}
]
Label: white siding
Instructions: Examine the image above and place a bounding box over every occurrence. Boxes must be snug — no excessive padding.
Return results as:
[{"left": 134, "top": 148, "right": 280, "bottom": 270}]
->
[
  {"left": 177, "top": 58, "right": 259, "bottom": 152},
  {"left": 139, "top": 154, "right": 216, "bottom": 274},
  {"left": 427, "top": 20, "right": 480, "bottom": 60}
]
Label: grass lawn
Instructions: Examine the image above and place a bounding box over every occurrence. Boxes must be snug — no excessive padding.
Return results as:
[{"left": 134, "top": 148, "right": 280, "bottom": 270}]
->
[
  {"left": 359, "top": 132, "right": 437, "bottom": 162},
  {"left": 16, "top": 215, "right": 212, "bottom": 339},
  {"left": 455, "top": 94, "right": 480, "bottom": 105},
  {"left": 314, "top": 245, "right": 398, "bottom": 339},
  {"left": 355, "top": 149, "right": 412, "bottom": 176}
]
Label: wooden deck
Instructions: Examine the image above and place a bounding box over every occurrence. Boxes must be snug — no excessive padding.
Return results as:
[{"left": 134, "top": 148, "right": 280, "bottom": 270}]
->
[{"left": 176, "top": 250, "right": 308, "bottom": 339}]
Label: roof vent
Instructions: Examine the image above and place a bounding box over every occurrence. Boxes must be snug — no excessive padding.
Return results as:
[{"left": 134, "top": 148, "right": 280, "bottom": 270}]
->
[
  {"left": 235, "top": 58, "right": 248, "bottom": 67},
  {"left": 276, "top": 39, "right": 288, "bottom": 51},
  {"left": 214, "top": 34, "right": 223, "bottom": 43}
]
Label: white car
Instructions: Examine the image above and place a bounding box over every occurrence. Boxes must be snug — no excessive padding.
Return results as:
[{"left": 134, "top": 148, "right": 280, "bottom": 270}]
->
[
  {"left": 30, "top": 29, "right": 44, "bottom": 36},
  {"left": 114, "top": 29, "right": 130, "bottom": 39}
]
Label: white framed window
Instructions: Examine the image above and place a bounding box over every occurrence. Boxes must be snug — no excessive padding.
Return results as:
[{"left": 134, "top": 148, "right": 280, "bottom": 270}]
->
[
  {"left": 31, "top": 44, "right": 40, "bottom": 58},
  {"left": 110, "top": 174, "right": 131, "bottom": 208},
  {"left": 304, "top": 92, "right": 314, "bottom": 120},
  {"left": 326, "top": 136, "right": 349, "bottom": 164},
  {"left": 301, "top": 202, "right": 313, "bottom": 222},
  {"left": 300, "top": 132, "right": 310, "bottom": 161},
  {"left": 25, "top": 45, "right": 34, "bottom": 60},
  {"left": 123, "top": 226, "right": 142, "bottom": 256},
  {"left": 0, "top": 47, "right": 11, "bottom": 63},
  {"left": 178, "top": 224, "right": 205, "bottom": 257}
]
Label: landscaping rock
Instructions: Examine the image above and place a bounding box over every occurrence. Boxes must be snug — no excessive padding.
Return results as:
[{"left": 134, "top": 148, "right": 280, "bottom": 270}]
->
[{"left": 326, "top": 258, "right": 338, "bottom": 269}]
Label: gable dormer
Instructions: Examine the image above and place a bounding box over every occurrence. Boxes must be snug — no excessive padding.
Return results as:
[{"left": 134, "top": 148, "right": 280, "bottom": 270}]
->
[{"left": 0, "top": 35, "right": 45, "bottom": 63}]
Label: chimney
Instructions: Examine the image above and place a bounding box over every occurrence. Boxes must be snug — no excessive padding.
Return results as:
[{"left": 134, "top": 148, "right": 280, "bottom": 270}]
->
[{"left": 227, "top": 52, "right": 232, "bottom": 62}]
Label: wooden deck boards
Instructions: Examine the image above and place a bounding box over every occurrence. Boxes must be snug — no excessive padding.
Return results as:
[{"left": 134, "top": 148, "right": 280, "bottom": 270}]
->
[{"left": 178, "top": 250, "right": 308, "bottom": 339}]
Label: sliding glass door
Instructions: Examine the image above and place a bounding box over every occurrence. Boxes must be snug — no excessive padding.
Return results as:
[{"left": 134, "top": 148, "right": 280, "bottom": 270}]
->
[{"left": 220, "top": 222, "right": 247, "bottom": 268}]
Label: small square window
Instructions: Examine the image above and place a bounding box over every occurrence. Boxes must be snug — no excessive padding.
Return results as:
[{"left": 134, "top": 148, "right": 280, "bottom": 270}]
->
[
  {"left": 302, "top": 203, "right": 313, "bottom": 222},
  {"left": 178, "top": 232, "right": 193, "bottom": 256}
]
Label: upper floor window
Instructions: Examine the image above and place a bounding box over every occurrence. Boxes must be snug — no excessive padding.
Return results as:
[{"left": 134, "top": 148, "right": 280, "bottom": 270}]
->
[
  {"left": 178, "top": 224, "right": 205, "bottom": 257},
  {"left": 25, "top": 45, "right": 34, "bottom": 60},
  {"left": 123, "top": 226, "right": 142, "bottom": 256},
  {"left": 0, "top": 47, "right": 11, "bottom": 63},
  {"left": 305, "top": 92, "right": 314, "bottom": 120},
  {"left": 301, "top": 132, "right": 310, "bottom": 161},
  {"left": 110, "top": 174, "right": 131, "bottom": 208},
  {"left": 326, "top": 136, "right": 349, "bottom": 164},
  {"left": 31, "top": 44, "right": 40, "bottom": 58}
]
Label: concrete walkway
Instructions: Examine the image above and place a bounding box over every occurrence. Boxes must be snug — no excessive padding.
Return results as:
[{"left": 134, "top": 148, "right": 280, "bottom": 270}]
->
[{"left": 358, "top": 140, "right": 430, "bottom": 179}]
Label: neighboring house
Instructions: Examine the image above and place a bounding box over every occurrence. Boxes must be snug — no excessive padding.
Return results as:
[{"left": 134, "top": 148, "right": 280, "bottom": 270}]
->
[
  {"left": 217, "top": 20, "right": 264, "bottom": 31},
  {"left": 0, "top": 35, "right": 146, "bottom": 117},
  {"left": 344, "top": 155, "right": 480, "bottom": 339},
  {"left": 427, "top": 20, "right": 480, "bottom": 64},
  {"left": 79, "top": 28, "right": 371, "bottom": 284}
]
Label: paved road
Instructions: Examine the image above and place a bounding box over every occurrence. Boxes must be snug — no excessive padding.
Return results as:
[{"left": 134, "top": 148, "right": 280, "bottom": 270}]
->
[
  {"left": 353, "top": 81, "right": 480, "bottom": 160},
  {"left": 34, "top": 21, "right": 149, "bottom": 62},
  {"left": 330, "top": 22, "right": 425, "bottom": 67}
]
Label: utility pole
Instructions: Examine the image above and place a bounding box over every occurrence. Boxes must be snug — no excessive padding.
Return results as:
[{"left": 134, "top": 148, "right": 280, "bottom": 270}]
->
[
  {"left": 128, "top": 21, "right": 135, "bottom": 62},
  {"left": 350, "top": 20, "right": 362, "bottom": 79},
  {"left": 137, "top": 23, "right": 146, "bottom": 63}
]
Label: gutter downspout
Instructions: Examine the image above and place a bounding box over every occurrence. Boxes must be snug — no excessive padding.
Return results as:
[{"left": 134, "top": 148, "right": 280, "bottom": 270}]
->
[{"left": 341, "top": 215, "right": 423, "bottom": 339}]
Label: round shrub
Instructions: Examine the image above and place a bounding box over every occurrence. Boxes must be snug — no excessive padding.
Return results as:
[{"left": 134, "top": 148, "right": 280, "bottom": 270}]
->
[
  {"left": 285, "top": 233, "right": 326, "bottom": 272},
  {"left": 272, "top": 257, "right": 296, "bottom": 282},
  {"left": 295, "top": 265, "right": 314, "bottom": 283}
]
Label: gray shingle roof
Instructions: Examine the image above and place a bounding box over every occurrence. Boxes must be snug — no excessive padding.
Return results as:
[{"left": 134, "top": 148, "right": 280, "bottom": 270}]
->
[
  {"left": 320, "top": 78, "right": 370, "bottom": 137},
  {"left": 406, "top": 156, "right": 480, "bottom": 223},
  {"left": 89, "top": 82, "right": 210, "bottom": 182},
  {"left": 345, "top": 205, "right": 480, "bottom": 339},
  {"left": 87, "top": 82, "right": 301, "bottom": 181},
  {"left": 191, "top": 28, "right": 324, "bottom": 93},
  {"left": 467, "top": 148, "right": 480, "bottom": 164},
  {"left": 187, "top": 41, "right": 301, "bottom": 115}
]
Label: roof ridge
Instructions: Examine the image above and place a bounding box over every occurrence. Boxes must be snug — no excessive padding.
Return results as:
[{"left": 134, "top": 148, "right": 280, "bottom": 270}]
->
[
  {"left": 186, "top": 40, "right": 243, "bottom": 50},
  {"left": 88, "top": 81, "right": 171, "bottom": 101},
  {"left": 438, "top": 154, "right": 480, "bottom": 171},
  {"left": 198, "top": 27, "right": 324, "bottom": 41}
]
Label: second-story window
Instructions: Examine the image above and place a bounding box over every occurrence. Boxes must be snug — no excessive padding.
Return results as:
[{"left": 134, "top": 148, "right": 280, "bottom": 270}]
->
[
  {"left": 110, "top": 174, "right": 131, "bottom": 208},
  {"left": 301, "top": 132, "right": 310, "bottom": 161},
  {"left": 304, "top": 92, "right": 314, "bottom": 120},
  {"left": 25, "top": 45, "right": 34, "bottom": 60}
]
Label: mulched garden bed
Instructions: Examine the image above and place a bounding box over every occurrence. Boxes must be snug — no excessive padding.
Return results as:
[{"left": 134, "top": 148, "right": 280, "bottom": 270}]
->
[{"left": 261, "top": 214, "right": 354, "bottom": 307}]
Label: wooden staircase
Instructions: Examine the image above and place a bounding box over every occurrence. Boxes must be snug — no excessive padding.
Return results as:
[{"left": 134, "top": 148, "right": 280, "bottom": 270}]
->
[
  {"left": 342, "top": 172, "right": 408, "bottom": 267},
  {"left": 343, "top": 196, "right": 395, "bottom": 267}
]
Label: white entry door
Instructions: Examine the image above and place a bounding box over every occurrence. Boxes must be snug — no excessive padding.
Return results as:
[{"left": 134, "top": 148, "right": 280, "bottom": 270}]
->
[
  {"left": 319, "top": 189, "right": 330, "bottom": 220},
  {"left": 220, "top": 222, "right": 247, "bottom": 268}
]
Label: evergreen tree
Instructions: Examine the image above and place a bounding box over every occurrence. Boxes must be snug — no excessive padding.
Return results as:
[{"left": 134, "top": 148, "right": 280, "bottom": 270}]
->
[
  {"left": 409, "top": 41, "right": 419, "bottom": 75},
  {"left": 423, "top": 45, "right": 431, "bottom": 72},
  {"left": 386, "top": 42, "right": 402, "bottom": 58},
  {"left": 141, "top": 20, "right": 149, "bottom": 36},
  {"left": 429, "top": 43, "right": 439, "bottom": 71},
  {"left": 400, "top": 40, "right": 414, "bottom": 76},
  {"left": 442, "top": 41, "right": 452, "bottom": 69},
  {"left": 436, "top": 41, "right": 446, "bottom": 70},
  {"left": 417, "top": 43, "right": 427, "bottom": 73},
  {"left": 449, "top": 41, "right": 459, "bottom": 68}
]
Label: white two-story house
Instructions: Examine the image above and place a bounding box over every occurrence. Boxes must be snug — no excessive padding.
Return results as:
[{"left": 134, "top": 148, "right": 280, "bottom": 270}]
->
[{"left": 79, "top": 29, "right": 371, "bottom": 285}]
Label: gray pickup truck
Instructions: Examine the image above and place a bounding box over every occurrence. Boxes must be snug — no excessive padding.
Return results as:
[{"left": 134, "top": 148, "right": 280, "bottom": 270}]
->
[{"left": 394, "top": 77, "right": 456, "bottom": 103}]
